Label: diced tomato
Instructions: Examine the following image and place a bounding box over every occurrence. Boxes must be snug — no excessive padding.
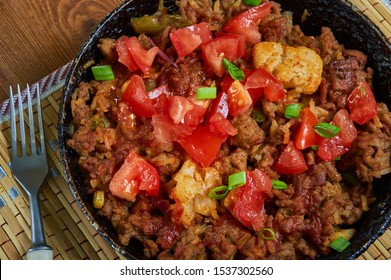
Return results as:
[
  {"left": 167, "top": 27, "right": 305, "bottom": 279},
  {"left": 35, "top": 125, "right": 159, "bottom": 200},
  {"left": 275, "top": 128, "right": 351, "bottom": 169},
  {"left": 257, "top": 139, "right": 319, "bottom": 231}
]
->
[
  {"left": 109, "top": 151, "right": 160, "bottom": 202},
  {"left": 151, "top": 114, "right": 194, "bottom": 142},
  {"left": 347, "top": 81, "right": 378, "bottom": 125},
  {"left": 116, "top": 36, "right": 139, "bottom": 72},
  {"left": 170, "top": 22, "right": 212, "bottom": 58},
  {"left": 227, "top": 80, "right": 253, "bottom": 117},
  {"left": 122, "top": 75, "right": 155, "bottom": 117},
  {"left": 167, "top": 96, "right": 205, "bottom": 126},
  {"left": 205, "top": 92, "right": 229, "bottom": 120},
  {"left": 148, "top": 84, "right": 170, "bottom": 99},
  {"left": 201, "top": 37, "right": 244, "bottom": 77},
  {"left": 215, "top": 32, "right": 247, "bottom": 58},
  {"left": 274, "top": 141, "right": 308, "bottom": 175},
  {"left": 116, "top": 36, "right": 159, "bottom": 74},
  {"left": 187, "top": 93, "right": 212, "bottom": 110},
  {"left": 229, "top": 169, "right": 272, "bottom": 231},
  {"left": 294, "top": 108, "right": 322, "bottom": 150},
  {"left": 178, "top": 125, "right": 226, "bottom": 167},
  {"left": 209, "top": 112, "right": 237, "bottom": 137},
  {"left": 221, "top": 73, "right": 235, "bottom": 93},
  {"left": 223, "top": 2, "right": 272, "bottom": 45},
  {"left": 125, "top": 37, "right": 159, "bottom": 74},
  {"left": 245, "top": 68, "right": 285, "bottom": 101},
  {"left": 317, "top": 109, "right": 357, "bottom": 161}
]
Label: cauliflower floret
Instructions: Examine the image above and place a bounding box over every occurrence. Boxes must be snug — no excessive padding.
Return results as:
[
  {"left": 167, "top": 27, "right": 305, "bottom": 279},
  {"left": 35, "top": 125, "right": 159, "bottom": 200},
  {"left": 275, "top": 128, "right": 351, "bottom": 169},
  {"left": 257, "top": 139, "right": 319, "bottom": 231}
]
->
[
  {"left": 253, "top": 42, "right": 323, "bottom": 94},
  {"left": 171, "top": 160, "right": 221, "bottom": 227},
  {"left": 252, "top": 42, "right": 283, "bottom": 74}
]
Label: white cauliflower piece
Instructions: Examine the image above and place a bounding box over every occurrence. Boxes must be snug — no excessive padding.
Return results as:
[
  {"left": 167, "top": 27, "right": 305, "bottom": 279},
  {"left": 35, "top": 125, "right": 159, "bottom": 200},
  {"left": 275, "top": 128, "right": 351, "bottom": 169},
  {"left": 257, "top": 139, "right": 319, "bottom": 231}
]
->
[
  {"left": 171, "top": 160, "right": 221, "bottom": 228},
  {"left": 252, "top": 42, "right": 323, "bottom": 94},
  {"left": 252, "top": 42, "right": 283, "bottom": 74}
]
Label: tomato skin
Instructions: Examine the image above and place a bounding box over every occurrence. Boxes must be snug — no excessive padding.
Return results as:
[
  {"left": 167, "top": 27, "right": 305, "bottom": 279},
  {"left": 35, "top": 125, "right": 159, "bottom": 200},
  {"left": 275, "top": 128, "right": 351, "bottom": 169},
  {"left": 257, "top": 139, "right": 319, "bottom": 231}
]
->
[
  {"left": 205, "top": 92, "right": 229, "bottom": 119},
  {"left": 347, "top": 81, "right": 378, "bottom": 125},
  {"left": 274, "top": 141, "right": 308, "bottom": 175},
  {"left": 170, "top": 22, "right": 212, "bottom": 58},
  {"left": 294, "top": 108, "right": 322, "bottom": 150},
  {"left": 122, "top": 75, "right": 155, "bottom": 117},
  {"left": 227, "top": 80, "right": 253, "bottom": 117},
  {"left": 245, "top": 68, "right": 285, "bottom": 102},
  {"left": 209, "top": 112, "right": 237, "bottom": 137},
  {"left": 109, "top": 151, "right": 160, "bottom": 202},
  {"left": 178, "top": 125, "right": 226, "bottom": 167},
  {"left": 229, "top": 169, "right": 272, "bottom": 231},
  {"left": 126, "top": 37, "right": 159, "bottom": 74},
  {"left": 317, "top": 109, "right": 357, "bottom": 161},
  {"left": 167, "top": 96, "right": 206, "bottom": 127},
  {"left": 116, "top": 36, "right": 139, "bottom": 72},
  {"left": 151, "top": 114, "right": 194, "bottom": 143},
  {"left": 223, "top": 2, "right": 272, "bottom": 45},
  {"left": 201, "top": 37, "right": 243, "bottom": 77},
  {"left": 215, "top": 32, "right": 247, "bottom": 58},
  {"left": 116, "top": 36, "right": 159, "bottom": 74}
]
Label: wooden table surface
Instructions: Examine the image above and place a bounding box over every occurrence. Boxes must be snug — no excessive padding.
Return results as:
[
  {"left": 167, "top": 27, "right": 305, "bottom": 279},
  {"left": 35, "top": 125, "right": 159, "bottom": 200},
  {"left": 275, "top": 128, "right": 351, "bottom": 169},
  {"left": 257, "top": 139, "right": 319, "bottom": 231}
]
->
[{"left": 0, "top": 0, "right": 123, "bottom": 103}]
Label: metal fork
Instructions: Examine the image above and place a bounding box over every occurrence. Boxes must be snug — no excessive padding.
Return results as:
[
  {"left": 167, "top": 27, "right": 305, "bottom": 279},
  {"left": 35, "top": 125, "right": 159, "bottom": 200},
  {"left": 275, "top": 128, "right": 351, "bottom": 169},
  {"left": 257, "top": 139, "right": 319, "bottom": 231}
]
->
[{"left": 10, "top": 84, "right": 53, "bottom": 260}]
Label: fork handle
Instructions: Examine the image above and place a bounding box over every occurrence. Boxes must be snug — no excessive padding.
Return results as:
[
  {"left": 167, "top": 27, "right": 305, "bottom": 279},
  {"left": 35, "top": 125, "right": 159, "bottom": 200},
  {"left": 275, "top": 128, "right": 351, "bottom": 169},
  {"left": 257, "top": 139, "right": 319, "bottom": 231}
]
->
[{"left": 27, "top": 191, "right": 53, "bottom": 260}]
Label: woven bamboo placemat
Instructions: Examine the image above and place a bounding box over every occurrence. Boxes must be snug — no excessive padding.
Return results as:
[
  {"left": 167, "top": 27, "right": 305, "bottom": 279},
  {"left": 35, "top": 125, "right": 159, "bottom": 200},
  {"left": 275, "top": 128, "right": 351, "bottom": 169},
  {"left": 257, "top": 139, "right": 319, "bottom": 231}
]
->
[{"left": 0, "top": 0, "right": 390, "bottom": 260}]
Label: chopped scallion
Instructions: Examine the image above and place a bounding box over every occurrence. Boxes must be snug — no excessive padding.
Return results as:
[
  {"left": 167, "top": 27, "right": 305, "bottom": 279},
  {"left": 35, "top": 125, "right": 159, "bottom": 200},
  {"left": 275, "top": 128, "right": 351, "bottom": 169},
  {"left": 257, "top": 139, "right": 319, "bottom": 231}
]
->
[
  {"left": 272, "top": 180, "right": 288, "bottom": 190},
  {"left": 330, "top": 236, "right": 350, "bottom": 252},
  {"left": 228, "top": 171, "right": 246, "bottom": 190},
  {"left": 284, "top": 104, "right": 301, "bottom": 119},
  {"left": 208, "top": 185, "right": 229, "bottom": 200},
  {"left": 197, "top": 87, "right": 217, "bottom": 100},
  {"left": 222, "top": 58, "right": 245, "bottom": 81},
  {"left": 311, "top": 145, "right": 318, "bottom": 151},
  {"left": 91, "top": 65, "right": 115, "bottom": 81},
  {"left": 260, "top": 228, "right": 276, "bottom": 240},
  {"left": 314, "top": 123, "right": 341, "bottom": 138},
  {"left": 244, "top": 0, "right": 261, "bottom": 6}
]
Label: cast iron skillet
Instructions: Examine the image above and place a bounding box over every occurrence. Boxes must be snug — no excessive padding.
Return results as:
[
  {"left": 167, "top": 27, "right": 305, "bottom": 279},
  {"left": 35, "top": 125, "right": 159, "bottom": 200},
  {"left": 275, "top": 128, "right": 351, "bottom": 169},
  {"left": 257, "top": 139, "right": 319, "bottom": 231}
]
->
[{"left": 58, "top": 0, "right": 391, "bottom": 260}]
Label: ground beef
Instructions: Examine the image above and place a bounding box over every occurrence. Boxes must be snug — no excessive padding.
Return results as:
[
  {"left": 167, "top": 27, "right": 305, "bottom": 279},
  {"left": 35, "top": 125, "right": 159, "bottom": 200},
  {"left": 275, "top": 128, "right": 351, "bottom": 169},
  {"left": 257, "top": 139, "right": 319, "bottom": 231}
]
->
[
  {"left": 203, "top": 213, "right": 252, "bottom": 259},
  {"left": 230, "top": 114, "right": 265, "bottom": 150},
  {"left": 340, "top": 130, "right": 391, "bottom": 182},
  {"left": 66, "top": 0, "right": 390, "bottom": 260},
  {"left": 338, "top": 104, "right": 391, "bottom": 182},
  {"left": 97, "top": 38, "right": 118, "bottom": 64},
  {"left": 178, "top": 0, "right": 249, "bottom": 31},
  {"left": 159, "top": 53, "right": 213, "bottom": 96},
  {"left": 260, "top": 2, "right": 292, "bottom": 43},
  {"left": 322, "top": 57, "right": 368, "bottom": 110}
]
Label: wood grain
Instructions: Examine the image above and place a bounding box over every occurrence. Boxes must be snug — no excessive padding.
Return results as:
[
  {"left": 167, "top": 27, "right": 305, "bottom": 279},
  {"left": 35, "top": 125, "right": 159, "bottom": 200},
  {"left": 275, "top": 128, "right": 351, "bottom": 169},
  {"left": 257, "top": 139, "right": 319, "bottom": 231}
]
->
[{"left": 0, "top": 0, "right": 123, "bottom": 103}]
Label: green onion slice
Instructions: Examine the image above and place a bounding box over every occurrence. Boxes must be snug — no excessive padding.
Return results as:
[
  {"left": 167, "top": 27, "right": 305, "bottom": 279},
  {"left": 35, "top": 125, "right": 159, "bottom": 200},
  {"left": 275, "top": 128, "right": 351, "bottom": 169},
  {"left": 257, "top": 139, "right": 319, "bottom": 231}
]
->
[
  {"left": 244, "top": 0, "right": 261, "bottom": 6},
  {"left": 314, "top": 123, "right": 341, "bottom": 138},
  {"left": 222, "top": 58, "right": 245, "bottom": 81},
  {"left": 330, "top": 236, "right": 350, "bottom": 252},
  {"left": 91, "top": 65, "right": 115, "bottom": 81},
  {"left": 251, "top": 108, "right": 266, "bottom": 123},
  {"left": 284, "top": 104, "right": 301, "bottom": 119},
  {"left": 228, "top": 171, "right": 246, "bottom": 190},
  {"left": 197, "top": 87, "right": 217, "bottom": 100},
  {"left": 272, "top": 180, "right": 288, "bottom": 190},
  {"left": 208, "top": 185, "right": 229, "bottom": 200},
  {"left": 311, "top": 145, "right": 318, "bottom": 151},
  {"left": 260, "top": 228, "right": 276, "bottom": 240}
]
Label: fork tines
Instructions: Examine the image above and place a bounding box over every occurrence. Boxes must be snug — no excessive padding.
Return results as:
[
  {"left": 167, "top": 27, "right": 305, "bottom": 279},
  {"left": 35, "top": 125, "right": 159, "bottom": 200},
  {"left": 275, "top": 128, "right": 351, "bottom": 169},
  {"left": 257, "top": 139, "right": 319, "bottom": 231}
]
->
[{"left": 10, "top": 84, "right": 45, "bottom": 158}]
